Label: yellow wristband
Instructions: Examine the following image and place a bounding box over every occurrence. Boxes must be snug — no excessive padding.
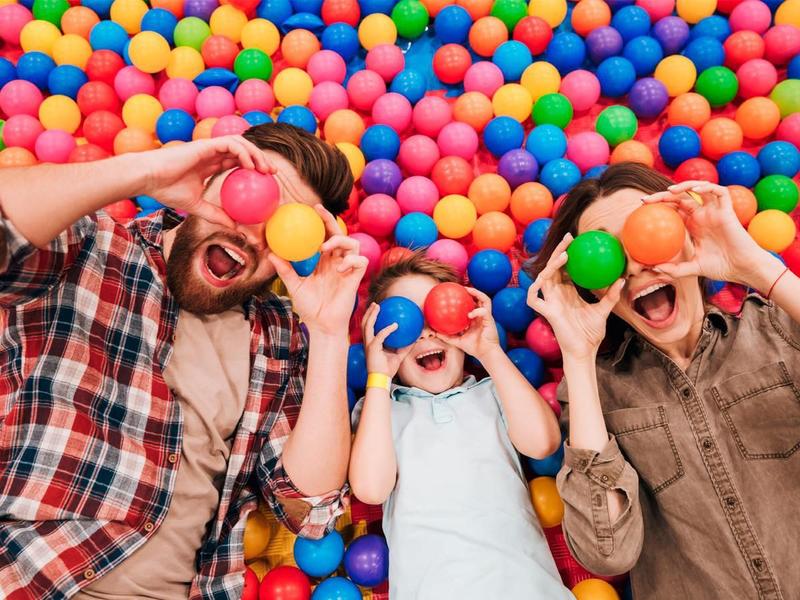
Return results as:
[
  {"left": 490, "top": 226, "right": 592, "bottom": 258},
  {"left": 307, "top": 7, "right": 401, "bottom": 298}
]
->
[{"left": 366, "top": 372, "right": 391, "bottom": 391}]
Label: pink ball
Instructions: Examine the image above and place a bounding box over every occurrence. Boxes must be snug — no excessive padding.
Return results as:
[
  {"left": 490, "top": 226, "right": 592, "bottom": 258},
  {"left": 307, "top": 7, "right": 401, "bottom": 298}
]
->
[
  {"left": 346, "top": 70, "right": 386, "bottom": 111},
  {"left": 729, "top": 0, "right": 771, "bottom": 34},
  {"left": 306, "top": 49, "right": 347, "bottom": 84},
  {"left": 0, "top": 3, "right": 33, "bottom": 45},
  {"left": 736, "top": 58, "right": 778, "bottom": 98},
  {"left": 308, "top": 81, "right": 349, "bottom": 120},
  {"left": 350, "top": 232, "right": 382, "bottom": 275},
  {"left": 2, "top": 114, "right": 43, "bottom": 152},
  {"left": 559, "top": 70, "right": 601, "bottom": 112},
  {"left": 357, "top": 193, "right": 402, "bottom": 238},
  {"left": 0, "top": 79, "right": 43, "bottom": 117},
  {"left": 526, "top": 317, "right": 562, "bottom": 363},
  {"left": 34, "top": 129, "right": 76, "bottom": 163},
  {"left": 158, "top": 78, "right": 199, "bottom": 114},
  {"left": 426, "top": 238, "right": 469, "bottom": 275},
  {"left": 566, "top": 131, "right": 610, "bottom": 173},
  {"left": 365, "top": 44, "right": 404, "bottom": 82},
  {"left": 463, "top": 61, "right": 504, "bottom": 97},
  {"left": 437, "top": 122, "right": 479, "bottom": 161},
  {"left": 114, "top": 66, "right": 155, "bottom": 102},
  {"left": 412, "top": 95, "right": 453, "bottom": 137},
  {"left": 220, "top": 169, "right": 279, "bottom": 224},
  {"left": 398, "top": 134, "right": 441, "bottom": 176},
  {"left": 537, "top": 381, "right": 561, "bottom": 418},
  {"left": 763, "top": 25, "right": 800, "bottom": 66},
  {"left": 635, "top": 0, "right": 674, "bottom": 22},
  {"left": 235, "top": 79, "right": 275, "bottom": 114},
  {"left": 211, "top": 115, "right": 250, "bottom": 137},
  {"left": 396, "top": 176, "right": 440, "bottom": 215},
  {"left": 777, "top": 113, "right": 800, "bottom": 149},
  {"left": 196, "top": 85, "right": 236, "bottom": 119},
  {"left": 371, "top": 92, "right": 412, "bottom": 133}
]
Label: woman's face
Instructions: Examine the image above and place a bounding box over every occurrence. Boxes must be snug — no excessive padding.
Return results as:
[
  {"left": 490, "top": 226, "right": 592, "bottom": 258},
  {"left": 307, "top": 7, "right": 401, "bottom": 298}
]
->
[{"left": 578, "top": 187, "right": 705, "bottom": 348}]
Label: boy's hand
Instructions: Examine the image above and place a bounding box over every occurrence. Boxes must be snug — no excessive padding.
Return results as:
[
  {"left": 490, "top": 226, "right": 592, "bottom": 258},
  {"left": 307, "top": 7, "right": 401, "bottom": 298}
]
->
[
  {"left": 361, "top": 303, "right": 414, "bottom": 378},
  {"left": 437, "top": 287, "right": 500, "bottom": 363}
]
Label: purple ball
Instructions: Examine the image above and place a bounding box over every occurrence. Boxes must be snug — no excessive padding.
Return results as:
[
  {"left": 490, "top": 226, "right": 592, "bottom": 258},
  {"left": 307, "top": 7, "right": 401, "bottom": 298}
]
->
[
  {"left": 652, "top": 16, "right": 690, "bottom": 55},
  {"left": 362, "top": 159, "right": 403, "bottom": 196},
  {"left": 184, "top": 0, "right": 218, "bottom": 20},
  {"left": 628, "top": 77, "right": 669, "bottom": 119},
  {"left": 606, "top": 0, "right": 635, "bottom": 7},
  {"left": 498, "top": 149, "right": 539, "bottom": 189},
  {"left": 586, "top": 26, "right": 624, "bottom": 64},
  {"left": 343, "top": 535, "right": 389, "bottom": 587}
]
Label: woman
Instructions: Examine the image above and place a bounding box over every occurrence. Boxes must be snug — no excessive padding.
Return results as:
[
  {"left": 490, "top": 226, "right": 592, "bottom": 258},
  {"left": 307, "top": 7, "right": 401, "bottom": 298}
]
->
[{"left": 526, "top": 162, "right": 800, "bottom": 599}]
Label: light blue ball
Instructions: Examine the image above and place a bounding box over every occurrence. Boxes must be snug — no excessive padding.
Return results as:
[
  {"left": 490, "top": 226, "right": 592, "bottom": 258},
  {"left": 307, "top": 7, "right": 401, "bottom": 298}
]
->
[
  {"left": 758, "top": 141, "right": 800, "bottom": 178},
  {"left": 523, "top": 218, "right": 552, "bottom": 254},
  {"left": 311, "top": 577, "right": 361, "bottom": 600},
  {"left": 89, "top": 20, "right": 129, "bottom": 54},
  {"left": 294, "top": 530, "right": 345, "bottom": 578},
  {"left": 539, "top": 158, "right": 581, "bottom": 197},
  {"left": 389, "top": 69, "right": 426, "bottom": 104},
  {"left": 394, "top": 212, "right": 438, "bottom": 249},
  {"left": 243, "top": 110, "right": 273, "bottom": 126},
  {"left": 492, "top": 40, "right": 532, "bottom": 82},
  {"left": 526, "top": 124, "right": 567, "bottom": 165}
]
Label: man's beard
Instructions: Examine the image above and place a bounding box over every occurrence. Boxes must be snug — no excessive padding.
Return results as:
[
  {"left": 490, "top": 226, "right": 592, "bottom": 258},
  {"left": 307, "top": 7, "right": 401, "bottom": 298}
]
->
[{"left": 166, "top": 216, "right": 272, "bottom": 314}]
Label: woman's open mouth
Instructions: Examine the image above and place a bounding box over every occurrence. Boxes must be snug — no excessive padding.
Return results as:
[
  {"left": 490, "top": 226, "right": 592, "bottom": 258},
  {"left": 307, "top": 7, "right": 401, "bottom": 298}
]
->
[
  {"left": 631, "top": 282, "right": 678, "bottom": 329},
  {"left": 416, "top": 349, "right": 446, "bottom": 371},
  {"left": 200, "top": 243, "right": 248, "bottom": 288}
]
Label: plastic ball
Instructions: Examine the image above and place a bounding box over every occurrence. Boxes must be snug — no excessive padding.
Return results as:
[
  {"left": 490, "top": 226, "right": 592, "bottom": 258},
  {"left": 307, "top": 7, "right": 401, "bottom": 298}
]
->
[
  {"left": 113, "top": 123, "right": 154, "bottom": 152},
  {"left": 342, "top": 535, "right": 389, "bottom": 588},
  {"left": 544, "top": 32, "right": 586, "bottom": 75},
  {"left": 397, "top": 134, "right": 440, "bottom": 177},
  {"left": 658, "top": 125, "right": 701, "bottom": 168},
  {"left": 155, "top": 108, "right": 194, "bottom": 143},
  {"left": 777, "top": 114, "right": 800, "bottom": 149},
  {"left": 350, "top": 232, "right": 382, "bottom": 275},
  {"left": 426, "top": 239, "right": 469, "bottom": 274},
  {"left": 233, "top": 80, "right": 274, "bottom": 115},
  {"left": 395, "top": 176, "right": 438, "bottom": 215},
  {"left": 566, "top": 230, "right": 626, "bottom": 289},
  {"left": 748, "top": 209, "right": 797, "bottom": 253},
  {"left": 305, "top": 51, "right": 346, "bottom": 86},
  {"left": 358, "top": 13, "right": 396, "bottom": 50},
  {"left": 127, "top": 31, "right": 169, "bottom": 73},
  {"left": 540, "top": 157, "right": 581, "bottom": 196},
  {"left": 436, "top": 122, "right": 478, "bottom": 162},
  {"left": 37, "top": 94, "right": 79, "bottom": 133},
  {"left": 110, "top": 0, "right": 147, "bottom": 34},
  {"left": 390, "top": 68, "right": 427, "bottom": 103},
  {"left": 690, "top": 14, "right": 729, "bottom": 40},
  {"left": 259, "top": 566, "right": 311, "bottom": 600},
  {"left": 281, "top": 29, "right": 320, "bottom": 69},
  {"left": 435, "top": 4, "right": 472, "bottom": 44},
  {"left": 491, "top": 83, "right": 531, "bottom": 122},
  {"left": 695, "top": 66, "right": 738, "bottom": 108},
  {"left": 471, "top": 210, "right": 515, "bottom": 252},
  {"left": 667, "top": 92, "right": 711, "bottom": 129},
  {"left": 528, "top": 0, "right": 566, "bottom": 28},
  {"left": 85, "top": 49, "right": 124, "bottom": 85},
  {"left": 468, "top": 172, "right": 510, "bottom": 214},
  {"left": 764, "top": 24, "right": 800, "bottom": 66},
  {"left": 192, "top": 116, "right": 218, "bottom": 139},
  {"left": 610, "top": 5, "right": 650, "bottom": 42},
  {"left": 570, "top": 0, "right": 610, "bottom": 36},
  {"left": 173, "top": 16, "right": 210, "bottom": 50},
  {"left": 16, "top": 50, "right": 56, "bottom": 90},
  {"left": 523, "top": 217, "right": 551, "bottom": 254},
  {"left": 483, "top": 115, "right": 524, "bottom": 157},
  {"left": 358, "top": 194, "right": 402, "bottom": 237},
  {"left": 33, "top": 0, "right": 69, "bottom": 27},
  {"left": 736, "top": 97, "right": 780, "bottom": 140},
  {"left": 220, "top": 168, "right": 279, "bottom": 225},
  {"left": 362, "top": 159, "right": 403, "bottom": 196},
  {"left": 265, "top": 203, "right": 326, "bottom": 262},
  {"left": 490, "top": 0, "right": 526, "bottom": 31},
  {"left": 0, "top": 4, "right": 34, "bottom": 46},
  {"left": 729, "top": 0, "right": 770, "bottom": 33},
  {"left": 431, "top": 155, "right": 473, "bottom": 196},
  {"left": 468, "top": 15, "right": 508, "bottom": 57},
  {"left": 636, "top": 0, "right": 674, "bottom": 21},
  {"left": 572, "top": 579, "right": 620, "bottom": 600},
  {"left": 433, "top": 43, "right": 471, "bottom": 84},
  {"left": 113, "top": 65, "right": 154, "bottom": 101},
  {"left": 195, "top": 85, "right": 235, "bottom": 119},
  {"left": 273, "top": 67, "right": 312, "bottom": 107},
  {"left": 365, "top": 43, "right": 405, "bottom": 81},
  {"left": 467, "top": 248, "right": 512, "bottom": 294},
  {"left": 391, "top": 0, "right": 429, "bottom": 38},
  {"left": 724, "top": 30, "right": 765, "bottom": 70},
  {"left": 345, "top": 70, "right": 385, "bottom": 112},
  {"left": 184, "top": 0, "right": 216, "bottom": 20},
  {"left": 652, "top": 15, "right": 689, "bottom": 54},
  {"left": 140, "top": 8, "right": 177, "bottom": 43},
  {"left": 492, "top": 40, "right": 531, "bottom": 83},
  {"left": 464, "top": 60, "right": 504, "bottom": 96},
  {"left": 322, "top": 0, "right": 361, "bottom": 25},
  {"left": 654, "top": 55, "right": 696, "bottom": 97},
  {"left": 20, "top": 19, "right": 61, "bottom": 55},
  {"left": 0, "top": 146, "right": 37, "bottom": 167},
  {"left": 624, "top": 35, "right": 665, "bottom": 77},
  {"left": 360, "top": 124, "right": 401, "bottom": 162},
  {"left": 451, "top": 91, "right": 492, "bottom": 131},
  {"left": 510, "top": 181, "right": 553, "bottom": 225},
  {"left": 337, "top": 141, "right": 365, "bottom": 181},
  {"left": 676, "top": 0, "right": 715, "bottom": 23},
  {"left": 758, "top": 141, "right": 800, "bottom": 178},
  {"left": 372, "top": 92, "right": 412, "bottom": 133},
  {"left": 513, "top": 15, "right": 551, "bottom": 55},
  {"left": 700, "top": 117, "right": 743, "bottom": 160},
  {"left": 241, "top": 19, "right": 280, "bottom": 55},
  {"left": 683, "top": 36, "right": 725, "bottom": 73},
  {"left": 433, "top": 194, "right": 477, "bottom": 238},
  {"left": 628, "top": 77, "right": 669, "bottom": 119},
  {"left": 715, "top": 151, "right": 759, "bottom": 187},
  {"left": 566, "top": 131, "right": 610, "bottom": 173},
  {"left": 293, "top": 531, "right": 345, "bottom": 579},
  {"left": 532, "top": 92, "right": 572, "bottom": 129},
  {"left": 526, "top": 124, "right": 566, "bottom": 164},
  {"left": 622, "top": 203, "right": 686, "bottom": 265},
  {"left": 755, "top": 174, "right": 799, "bottom": 213},
  {"left": 558, "top": 69, "right": 600, "bottom": 113},
  {"left": 770, "top": 80, "right": 800, "bottom": 119},
  {"left": 776, "top": 0, "right": 800, "bottom": 26},
  {"left": 736, "top": 59, "right": 777, "bottom": 100},
  {"left": 395, "top": 212, "right": 438, "bottom": 248},
  {"left": 310, "top": 578, "right": 360, "bottom": 600},
  {"left": 493, "top": 288, "right": 534, "bottom": 334},
  {"left": 346, "top": 343, "right": 367, "bottom": 391},
  {"left": 2, "top": 114, "right": 43, "bottom": 151},
  {"left": 211, "top": 115, "right": 250, "bottom": 137},
  {"left": 201, "top": 35, "right": 238, "bottom": 69},
  {"left": 308, "top": 81, "right": 348, "bottom": 120},
  {"left": 374, "top": 296, "right": 425, "bottom": 348},
  {"left": 46, "top": 64, "right": 87, "bottom": 100},
  {"left": 610, "top": 139, "right": 654, "bottom": 166},
  {"left": 497, "top": 148, "right": 537, "bottom": 188},
  {"left": 585, "top": 25, "right": 622, "bottom": 65}
]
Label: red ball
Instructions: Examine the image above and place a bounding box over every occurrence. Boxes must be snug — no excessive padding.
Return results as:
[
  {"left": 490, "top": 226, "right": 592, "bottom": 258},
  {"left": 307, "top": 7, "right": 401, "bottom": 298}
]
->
[
  {"left": 763, "top": 25, "right": 800, "bottom": 66},
  {"left": 242, "top": 567, "right": 260, "bottom": 600},
  {"left": 723, "top": 30, "right": 764, "bottom": 70},
  {"left": 85, "top": 50, "right": 125, "bottom": 86},
  {"left": 433, "top": 44, "right": 472, "bottom": 85},
  {"left": 736, "top": 58, "right": 778, "bottom": 99},
  {"left": 673, "top": 157, "right": 718, "bottom": 183},
  {"left": 781, "top": 238, "right": 800, "bottom": 277},
  {"left": 381, "top": 245, "right": 414, "bottom": 267},
  {"left": 104, "top": 199, "right": 138, "bottom": 221},
  {"left": 259, "top": 566, "right": 311, "bottom": 600},
  {"left": 525, "top": 317, "right": 561, "bottom": 363},
  {"left": 201, "top": 35, "right": 239, "bottom": 69},
  {"left": 82, "top": 110, "right": 125, "bottom": 152},
  {"left": 537, "top": 381, "right": 561, "bottom": 418},
  {"left": 68, "top": 142, "right": 110, "bottom": 163},
  {"left": 77, "top": 81, "right": 120, "bottom": 115},
  {"left": 423, "top": 282, "right": 476, "bottom": 335},
  {"left": 321, "top": 0, "right": 360, "bottom": 26},
  {"left": 716, "top": 0, "right": 744, "bottom": 13},
  {"left": 513, "top": 16, "right": 552, "bottom": 55},
  {"left": 431, "top": 155, "right": 474, "bottom": 196},
  {"left": 223, "top": 0, "right": 260, "bottom": 12}
]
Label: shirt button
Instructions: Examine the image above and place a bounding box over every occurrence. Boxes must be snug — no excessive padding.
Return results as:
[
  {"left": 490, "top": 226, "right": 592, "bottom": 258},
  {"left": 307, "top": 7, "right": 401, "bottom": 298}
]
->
[
  {"left": 600, "top": 474, "right": 609, "bottom": 483},
  {"left": 144, "top": 522, "right": 155, "bottom": 532},
  {"left": 83, "top": 569, "right": 95, "bottom": 580},
  {"left": 682, "top": 388, "right": 691, "bottom": 398},
  {"left": 578, "top": 459, "right": 589, "bottom": 469},
  {"left": 725, "top": 496, "right": 737, "bottom": 509},
  {"left": 168, "top": 453, "right": 178, "bottom": 464},
  {"left": 752, "top": 558, "right": 764, "bottom": 571},
  {"left": 702, "top": 438, "right": 713, "bottom": 451}
]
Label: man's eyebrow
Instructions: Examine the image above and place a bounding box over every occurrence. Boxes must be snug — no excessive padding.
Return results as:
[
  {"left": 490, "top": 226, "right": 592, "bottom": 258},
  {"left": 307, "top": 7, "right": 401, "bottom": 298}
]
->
[{"left": 202, "top": 173, "right": 223, "bottom": 199}]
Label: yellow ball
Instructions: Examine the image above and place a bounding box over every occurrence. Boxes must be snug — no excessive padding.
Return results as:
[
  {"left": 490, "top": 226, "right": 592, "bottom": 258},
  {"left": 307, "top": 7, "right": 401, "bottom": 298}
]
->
[
  {"left": 266, "top": 203, "right": 326, "bottom": 262},
  {"left": 110, "top": 0, "right": 148, "bottom": 34},
  {"left": 529, "top": 476, "right": 564, "bottom": 528},
  {"left": 676, "top": 0, "right": 716, "bottom": 23},
  {"left": 52, "top": 33, "right": 92, "bottom": 68},
  {"left": 39, "top": 95, "right": 81, "bottom": 133},
  {"left": 0, "top": 0, "right": 17, "bottom": 7},
  {"left": 336, "top": 216, "right": 348, "bottom": 235},
  {"left": 243, "top": 510, "right": 271, "bottom": 560},
  {"left": 122, "top": 94, "right": 164, "bottom": 133},
  {"left": 20, "top": 20, "right": 61, "bottom": 56},
  {"left": 521, "top": 61, "right": 561, "bottom": 102},
  {"left": 273, "top": 67, "right": 313, "bottom": 107},
  {"left": 776, "top": 0, "right": 800, "bottom": 27},
  {"left": 336, "top": 142, "right": 365, "bottom": 181},
  {"left": 654, "top": 55, "right": 697, "bottom": 97},
  {"left": 241, "top": 18, "right": 280, "bottom": 55},
  {"left": 166, "top": 46, "right": 205, "bottom": 80},
  {"left": 358, "top": 13, "right": 397, "bottom": 50},
  {"left": 128, "top": 31, "right": 171, "bottom": 73},
  {"left": 748, "top": 209, "right": 797, "bottom": 253},
  {"left": 492, "top": 83, "right": 533, "bottom": 122},
  {"left": 572, "top": 579, "right": 620, "bottom": 600},
  {"left": 434, "top": 194, "right": 478, "bottom": 239},
  {"left": 209, "top": 4, "right": 248, "bottom": 44},
  {"left": 528, "top": 0, "right": 567, "bottom": 27}
]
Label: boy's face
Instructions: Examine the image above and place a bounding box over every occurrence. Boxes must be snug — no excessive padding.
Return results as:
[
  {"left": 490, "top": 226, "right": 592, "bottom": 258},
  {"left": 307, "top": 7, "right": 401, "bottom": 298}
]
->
[{"left": 384, "top": 275, "right": 466, "bottom": 395}]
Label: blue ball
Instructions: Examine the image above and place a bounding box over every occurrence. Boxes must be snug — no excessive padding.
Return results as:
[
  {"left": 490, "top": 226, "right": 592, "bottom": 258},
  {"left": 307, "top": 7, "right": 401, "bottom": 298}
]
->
[
  {"left": 292, "top": 0, "right": 322, "bottom": 13},
  {"left": 375, "top": 296, "right": 424, "bottom": 349},
  {"left": 359, "top": 0, "right": 397, "bottom": 15},
  {"left": 467, "top": 249, "right": 512, "bottom": 295},
  {"left": 322, "top": 23, "right": 359, "bottom": 62},
  {"left": 507, "top": 347, "right": 545, "bottom": 386},
  {"left": 526, "top": 124, "right": 567, "bottom": 165},
  {"left": 483, "top": 116, "right": 524, "bottom": 157},
  {"left": 156, "top": 109, "right": 195, "bottom": 143},
  {"left": 90, "top": 20, "right": 129, "bottom": 54},
  {"left": 518, "top": 269, "right": 533, "bottom": 290},
  {"left": 658, "top": 126, "right": 701, "bottom": 168},
  {"left": 243, "top": 110, "right": 273, "bottom": 126},
  {"left": 16, "top": 51, "right": 56, "bottom": 91},
  {"left": 611, "top": 5, "right": 651, "bottom": 43},
  {"left": 524, "top": 218, "right": 552, "bottom": 254},
  {"left": 584, "top": 164, "right": 608, "bottom": 179},
  {"left": 539, "top": 158, "right": 581, "bottom": 197},
  {"left": 122, "top": 39, "right": 133, "bottom": 65},
  {"left": 47, "top": 65, "right": 88, "bottom": 99},
  {"left": 690, "top": 15, "right": 731, "bottom": 42},
  {"left": 545, "top": 32, "right": 586, "bottom": 75},
  {"left": 292, "top": 252, "right": 321, "bottom": 276},
  {"left": 82, "top": 0, "right": 113, "bottom": 17},
  {"left": 526, "top": 441, "right": 564, "bottom": 476},
  {"left": 347, "top": 343, "right": 367, "bottom": 391},
  {"left": 311, "top": 577, "right": 361, "bottom": 600},
  {"left": 491, "top": 287, "right": 534, "bottom": 333},
  {"left": 256, "top": 0, "right": 293, "bottom": 25},
  {"left": 496, "top": 322, "right": 508, "bottom": 350},
  {"left": 360, "top": 124, "right": 401, "bottom": 161},
  {"left": 389, "top": 69, "right": 426, "bottom": 103},
  {"left": 682, "top": 36, "right": 725, "bottom": 72},
  {"left": 717, "top": 151, "right": 761, "bottom": 187},
  {"left": 434, "top": 5, "right": 472, "bottom": 44},
  {"left": 141, "top": 8, "right": 179, "bottom": 44},
  {"left": 0, "top": 57, "right": 16, "bottom": 89},
  {"left": 294, "top": 531, "right": 345, "bottom": 578},
  {"left": 277, "top": 105, "right": 318, "bottom": 134},
  {"left": 769, "top": 251, "right": 786, "bottom": 265},
  {"left": 596, "top": 56, "right": 636, "bottom": 97},
  {"left": 758, "top": 141, "right": 800, "bottom": 178},
  {"left": 492, "top": 40, "right": 533, "bottom": 82},
  {"left": 622, "top": 36, "right": 663, "bottom": 76},
  {"left": 394, "top": 212, "right": 438, "bottom": 249},
  {"left": 705, "top": 279, "right": 725, "bottom": 295},
  {"left": 347, "top": 387, "right": 357, "bottom": 412},
  {"left": 789, "top": 54, "right": 800, "bottom": 81},
  {"left": 136, "top": 195, "right": 163, "bottom": 210}
]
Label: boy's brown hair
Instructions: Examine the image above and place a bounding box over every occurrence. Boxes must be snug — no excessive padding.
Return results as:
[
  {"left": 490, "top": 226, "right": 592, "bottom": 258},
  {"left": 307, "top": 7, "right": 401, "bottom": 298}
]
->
[{"left": 368, "top": 251, "right": 460, "bottom": 305}]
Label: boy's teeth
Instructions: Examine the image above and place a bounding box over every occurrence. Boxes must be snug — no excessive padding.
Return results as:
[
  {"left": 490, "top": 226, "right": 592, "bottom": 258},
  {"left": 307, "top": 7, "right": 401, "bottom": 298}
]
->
[
  {"left": 635, "top": 283, "right": 667, "bottom": 300},
  {"left": 223, "top": 246, "right": 245, "bottom": 265}
]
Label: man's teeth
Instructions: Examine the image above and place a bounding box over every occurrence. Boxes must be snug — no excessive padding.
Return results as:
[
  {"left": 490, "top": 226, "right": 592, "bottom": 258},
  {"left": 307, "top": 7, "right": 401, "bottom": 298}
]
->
[
  {"left": 416, "top": 350, "right": 442, "bottom": 360},
  {"left": 222, "top": 246, "right": 245, "bottom": 265},
  {"left": 634, "top": 283, "right": 667, "bottom": 300}
]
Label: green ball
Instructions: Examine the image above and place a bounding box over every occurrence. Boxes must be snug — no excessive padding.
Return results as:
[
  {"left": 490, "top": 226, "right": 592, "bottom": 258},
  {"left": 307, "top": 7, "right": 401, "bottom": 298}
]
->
[
  {"left": 490, "top": 0, "right": 527, "bottom": 31},
  {"left": 32, "top": 0, "right": 70, "bottom": 27},
  {"left": 694, "top": 66, "right": 738, "bottom": 108},
  {"left": 532, "top": 93, "right": 573, "bottom": 129},
  {"left": 173, "top": 17, "right": 212, "bottom": 51},
  {"left": 595, "top": 105, "right": 638, "bottom": 146},
  {"left": 391, "top": 0, "right": 429, "bottom": 39},
  {"left": 755, "top": 174, "right": 799, "bottom": 213},
  {"left": 0, "top": 120, "right": 5, "bottom": 152},
  {"left": 234, "top": 49, "right": 273, "bottom": 81},
  {"left": 566, "top": 231, "right": 627, "bottom": 290},
  {"left": 770, "top": 79, "right": 800, "bottom": 118}
]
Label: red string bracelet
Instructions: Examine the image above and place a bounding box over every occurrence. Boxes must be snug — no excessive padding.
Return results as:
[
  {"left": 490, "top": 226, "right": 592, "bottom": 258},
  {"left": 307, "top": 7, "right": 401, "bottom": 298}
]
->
[{"left": 767, "top": 267, "right": 790, "bottom": 300}]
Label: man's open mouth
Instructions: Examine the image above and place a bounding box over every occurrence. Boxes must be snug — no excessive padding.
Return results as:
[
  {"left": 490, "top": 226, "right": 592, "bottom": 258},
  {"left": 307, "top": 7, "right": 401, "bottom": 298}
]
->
[
  {"left": 631, "top": 282, "right": 677, "bottom": 326},
  {"left": 416, "top": 350, "right": 446, "bottom": 371},
  {"left": 203, "top": 244, "right": 247, "bottom": 285}
]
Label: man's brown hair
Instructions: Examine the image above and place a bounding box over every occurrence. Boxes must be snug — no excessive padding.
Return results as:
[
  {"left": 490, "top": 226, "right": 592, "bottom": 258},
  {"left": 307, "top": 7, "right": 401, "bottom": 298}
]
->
[
  {"left": 368, "top": 251, "right": 460, "bottom": 305},
  {"left": 243, "top": 123, "right": 353, "bottom": 215}
]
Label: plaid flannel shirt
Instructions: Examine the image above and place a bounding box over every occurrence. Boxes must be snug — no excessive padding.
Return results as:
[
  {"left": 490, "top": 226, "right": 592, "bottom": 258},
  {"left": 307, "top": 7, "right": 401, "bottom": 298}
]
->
[{"left": 0, "top": 209, "right": 346, "bottom": 600}]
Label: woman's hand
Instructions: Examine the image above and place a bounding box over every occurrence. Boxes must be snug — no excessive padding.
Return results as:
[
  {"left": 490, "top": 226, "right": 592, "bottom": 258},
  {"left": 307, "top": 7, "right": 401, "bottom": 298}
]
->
[
  {"left": 361, "top": 303, "right": 414, "bottom": 378},
  {"left": 527, "top": 233, "right": 625, "bottom": 361},
  {"left": 437, "top": 287, "right": 500, "bottom": 362}
]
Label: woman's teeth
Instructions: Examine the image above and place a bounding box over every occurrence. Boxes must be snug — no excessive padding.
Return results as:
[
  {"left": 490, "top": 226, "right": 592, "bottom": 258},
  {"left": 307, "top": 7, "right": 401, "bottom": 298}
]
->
[{"left": 634, "top": 282, "right": 668, "bottom": 300}]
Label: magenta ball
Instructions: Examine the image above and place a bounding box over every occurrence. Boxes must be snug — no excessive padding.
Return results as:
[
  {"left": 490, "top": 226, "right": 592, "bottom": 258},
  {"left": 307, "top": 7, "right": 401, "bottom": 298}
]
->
[
  {"left": 635, "top": 0, "right": 674, "bottom": 21},
  {"left": 220, "top": 168, "right": 279, "bottom": 224},
  {"left": 463, "top": 61, "right": 504, "bottom": 97},
  {"left": 212, "top": 114, "right": 250, "bottom": 137},
  {"left": 0, "top": 79, "right": 43, "bottom": 117},
  {"left": 526, "top": 317, "right": 561, "bottom": 363},
  {"left": 365, "top": 44, "right": 405, "bottom": 82},
  {"left": 764, "top": 25, "right": 800, "bottom": 66},
  {"left": 235, "top": 79, "right": 275, "bottom": 114},
  {"left": 34, "top": 129, "right": 76, "bottom": 163},
  {"left": 427, "top": 238, "right": 469, "bottom": 275},
  {"left": 306, "top": 49, "right": 347, "bottom": 84},
  {"left": 559, "top": 70, "right": 600, "bottom": 112},
  {"left": 114, "top": 66, "right": 155, "bottom": 102},
  {"left": 0, "top": 3, "right": 33, "bottom": 45},
  {"left": 308, "top": 81, "right": 349, "bottom": 120},
  {"left": 396, "top": 175, "right": 439, "bottom": 215},
  {"left": 737, "top": 58, "right": 778, "bottom": 99},
  {"left": 3, "top": 114, "right": 43, "bottom": 151},
  {"left": 372, "top": 92, "right": 412, "bottom": 133},
  {"left": 437, "top": 121, "right": 479, "bottom": 161},
  {"left": 346, "top": 69, "right": 386, "bottom": 111},
  {"left": 566, "top": 131, "right": 610, "bottom": 173},
  {"left": 537, "top": 381, "right": 561, "bottom": 418},
  {"left": 777, "top": 114, "right": 800, "bottom": 149},
  {"left": 350, "top": 232, "right": 382, "bottom": 275},
  {"left": 158, "top": 78, "right": 198, "bottom": 114},
  {"left": 398, "top": 134, "right": 441, "bottom": 176},
  {"left": 358, "top": 193, "right": 402, "bottom": 238},
  {"left": 729, "top": 0, "right": 771, "bottom": 34},
  {"left": 196, "top": 85, "right": 236, "bottom": 119},
  {"left": 412, "top": 95, "right": 453, "bottom": 137}
]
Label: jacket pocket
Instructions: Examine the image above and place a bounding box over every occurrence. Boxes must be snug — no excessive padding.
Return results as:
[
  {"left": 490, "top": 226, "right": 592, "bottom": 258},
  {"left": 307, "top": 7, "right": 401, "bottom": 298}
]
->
[
  {"left": 603, "top": 405, "right": 684, "bottom": 495},
  {"left": 711, "top": 361, "right": 800, "bottom": 459}
]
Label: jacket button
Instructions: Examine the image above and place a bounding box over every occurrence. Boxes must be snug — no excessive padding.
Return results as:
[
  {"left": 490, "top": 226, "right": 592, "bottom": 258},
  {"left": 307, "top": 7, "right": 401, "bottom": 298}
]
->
[
  {"left": 752, "top": 558, "right": 764, "bottom": 571},
  {"left": 725, "top": 496, "right": 737, "bottom": 509},
  {"left": 702, "top": 438, "right": 713, "bottom": 451},
  {"left": 682, "top": 388, "right": 691, "bottom": 398},
  {"left": 144, "top": 522, "right": 155, "bottom": 532},
  {"left": 84, "top": 569, "right": 95, "bottom": 579},
  {"left": 579, "top": 459, "right": 589, "bottom": 469},
  {"left": 600, "top": 474, "right": 609, "bottom": 483}
]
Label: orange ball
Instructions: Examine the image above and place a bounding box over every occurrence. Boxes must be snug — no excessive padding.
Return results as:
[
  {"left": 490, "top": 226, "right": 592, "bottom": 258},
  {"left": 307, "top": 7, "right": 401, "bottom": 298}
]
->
[
  {"left": 281, "top": 29, "right": 320, "bottom": 68},
  {"left": 610, "top": 140, "right": 654, "bottom": 167},
  {"left": 570, "top": 0, "right": 611, "bottom": 36},
  {"left": 468, "top": 173, "right": 511, "bottom": 214},
  {"left": 151, "top": 0, "right": 184, "bottom": 17},
  {"left": 572, "top": 579, "right": 620, "bottom": 600},
  {"left": 113, "top": 127, "right": 156, "bottom": 154},
  {"left": 468, "top": 16, "right": 508, "bottom": 57},
  {"left": 700, "top": 117, "right": 743, "bottom": 160},
  {"left": 728, "top": 184, "right": 758, "bottom": 226},
  {"left": 61, "top": 6, "right": 100, "bottom": 39},
  {"left": 472, "top": 211, "right": 517, "bottom": 252},
  {"left": 456, "top": 0, "right": 493, "bottom": 19},
  {"left": 622, "top": 203, "right": 686, "bottom": 265},
  {"left": 0, "top": 147, "right": 37, "bottom": 167},
  {"left": 667, "top": 93, "right": 711, "bottom": 129},
  {"left": 193, "top": 117, "right": 218, "bottom": 139},
  {"left": 452, "top": 91, "right": 493, "bottom": 132},
  {"left": 323, "top": 109, "right": 364, "bottom": 144},
  {"left": 421, "top": 0, "right": 454, "bottom": 17},
  {"left": 529, "top": 476, "right": 564, "bottom": 528},
  {"left": 735, "top": 97, "right": 781, "bottom": 140},
  {"left": 510, "top": 182, "right": 553, "bottom": 225}
]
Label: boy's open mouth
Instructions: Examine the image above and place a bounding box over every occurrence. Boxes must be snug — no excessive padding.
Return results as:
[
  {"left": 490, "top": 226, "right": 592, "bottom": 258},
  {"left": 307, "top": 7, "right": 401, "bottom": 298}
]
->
[
  {"left": 632, "top": 282, "right": 677, "bottom": 327},
  {"left": 416, "top": 350, "right": 446, "bottom": 371}
]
